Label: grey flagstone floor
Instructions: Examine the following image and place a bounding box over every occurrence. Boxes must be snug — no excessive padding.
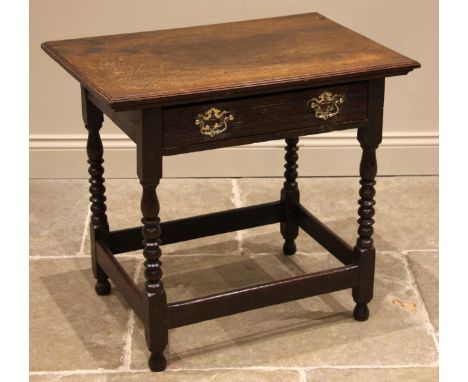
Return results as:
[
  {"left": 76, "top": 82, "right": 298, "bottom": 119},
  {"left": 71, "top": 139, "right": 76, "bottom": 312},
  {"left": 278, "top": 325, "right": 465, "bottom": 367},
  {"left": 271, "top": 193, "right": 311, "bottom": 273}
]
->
[{"left": 29, "top": 177, "right": 438, "bottom": 382}]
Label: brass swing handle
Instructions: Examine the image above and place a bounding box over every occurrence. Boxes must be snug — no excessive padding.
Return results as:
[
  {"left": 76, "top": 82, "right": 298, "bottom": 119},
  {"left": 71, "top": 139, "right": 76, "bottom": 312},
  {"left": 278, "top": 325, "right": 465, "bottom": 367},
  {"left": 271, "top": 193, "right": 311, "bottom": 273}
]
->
[
  {"left": 195, "top": 107, "right": 234, "bottom": 138},
  {"left": 307, "top": 91, "right": 345, "bottom": 120}
]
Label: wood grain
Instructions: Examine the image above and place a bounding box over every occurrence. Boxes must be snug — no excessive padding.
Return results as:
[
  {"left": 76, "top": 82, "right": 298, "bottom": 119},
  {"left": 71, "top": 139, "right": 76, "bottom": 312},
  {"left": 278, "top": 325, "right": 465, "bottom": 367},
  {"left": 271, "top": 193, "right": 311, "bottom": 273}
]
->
[
  {"left": 163, "top": 82, "right": 367, "bottom": 149},
  {"left": 168, "top": 264, "right": 359, "bottom": 328},
  {"left": 42, "top": 13, "right": 420, "bottom": 109}
]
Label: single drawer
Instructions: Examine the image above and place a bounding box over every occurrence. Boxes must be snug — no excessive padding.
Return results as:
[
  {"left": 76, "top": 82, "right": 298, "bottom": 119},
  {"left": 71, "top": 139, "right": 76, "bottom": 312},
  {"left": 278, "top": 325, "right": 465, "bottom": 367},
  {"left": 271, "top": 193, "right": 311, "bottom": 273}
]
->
[{"left": 163, "top": 82, "right": 368, "bottom": 150}]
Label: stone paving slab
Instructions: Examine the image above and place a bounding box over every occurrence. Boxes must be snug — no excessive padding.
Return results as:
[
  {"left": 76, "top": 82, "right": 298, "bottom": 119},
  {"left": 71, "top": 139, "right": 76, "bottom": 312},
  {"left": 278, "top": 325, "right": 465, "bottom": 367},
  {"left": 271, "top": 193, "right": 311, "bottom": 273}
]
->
[
  {"left": 407, "top": 251, "right": 439, "bottom": 331},
  {"left": 30, "top": 180, "right": 89, "bottom": 257},
  {"left": 306, "top": 367, "right": 438, "bottom": 381},
  {"left": 30, "top": 369, "right": 300, "bottom": 382},
  {"left": 30, "top": 258, "right": 137, "bottom": 371}
]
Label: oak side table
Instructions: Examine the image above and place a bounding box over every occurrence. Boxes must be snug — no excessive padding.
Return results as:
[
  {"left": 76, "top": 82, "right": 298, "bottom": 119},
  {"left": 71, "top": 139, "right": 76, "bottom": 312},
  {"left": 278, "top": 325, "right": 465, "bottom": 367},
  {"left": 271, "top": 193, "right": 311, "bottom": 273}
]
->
[{"left": 42, "top": 13, "right": 420, "bottom": 372}]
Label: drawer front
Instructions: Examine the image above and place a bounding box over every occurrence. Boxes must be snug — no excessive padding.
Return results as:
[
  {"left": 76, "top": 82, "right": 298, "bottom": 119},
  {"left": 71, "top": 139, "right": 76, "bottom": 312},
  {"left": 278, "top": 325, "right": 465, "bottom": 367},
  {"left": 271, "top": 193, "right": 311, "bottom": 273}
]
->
[{"left": 163, "top": 82, "right": 368, "bottom": 149}]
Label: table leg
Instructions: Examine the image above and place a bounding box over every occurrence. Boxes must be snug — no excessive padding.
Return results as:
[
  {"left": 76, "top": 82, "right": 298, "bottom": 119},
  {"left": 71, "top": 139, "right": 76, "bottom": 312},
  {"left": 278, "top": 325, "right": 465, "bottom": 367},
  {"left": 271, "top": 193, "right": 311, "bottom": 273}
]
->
[
  {"left": 352, "top": 142, "right": 377, "bottom": 321},
  {"left": 280, "top": 137, "right": 300, "bottom": 255},
  {"left": 82, "top": 88, "right": 111, "bottom": 296},
  {"left": 140, "top": 180, "right": 168, "bottom": 372},
  {"left": 352, "top": 79, "right": 384, "bottom": 321},
  {"left": 136, "top": 108, "right": 168, "bottom": 372}
]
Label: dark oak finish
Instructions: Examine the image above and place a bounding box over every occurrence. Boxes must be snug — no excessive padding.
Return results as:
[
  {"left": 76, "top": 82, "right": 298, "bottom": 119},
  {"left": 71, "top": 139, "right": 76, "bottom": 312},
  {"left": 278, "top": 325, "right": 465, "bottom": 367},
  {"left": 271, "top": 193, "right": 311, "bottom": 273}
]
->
[
  {"left": 136, "top": 108, "right": 168, "bottom": 372},
  {"left": 42, "top": 13, "right": 419, "bottom": 109},
  {"left": 140, "top": 180, "right": 168, "bottom": 372},
  {"left": 82, "top": 88, "right": 111, "bottom": 296},
  {"left": 95, "top": 241, "right": 144, "bottom": 319},
  {"left": 44, "top": 13, "right": 420, "bottom": 373},
  {"left": 280, "top": 137, "right": 300, "bottom": 255},
  {"left": 163, "top": 82, "right": 367, "bottom": 150},
  {"left": 295, "top": 203, "right": 354, "bottom": 265},
  {"left": 163, "top": 119, "right": 364, "bottom": 156},
  {"left": 107, "top": 201, "right": 284, "bottom": 255},
  {"left": 168, "top": 265, "right": 359, "bottom": 328},
  {"left": 352, "top": 79, "right": 384, "bottom": 321},
  {"left": 86, "top": 90, "right": 139, "bottom": 142}
]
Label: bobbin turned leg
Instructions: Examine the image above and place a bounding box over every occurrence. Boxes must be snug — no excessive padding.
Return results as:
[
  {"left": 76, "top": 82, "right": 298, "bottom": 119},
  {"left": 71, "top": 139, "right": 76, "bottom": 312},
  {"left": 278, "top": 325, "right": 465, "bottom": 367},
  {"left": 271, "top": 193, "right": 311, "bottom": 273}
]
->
[
  {"left": 280, "top": 137, "right": 300, "bottom": 255},
  {"left": 352, "top": 144, "right": 377, "bottom": 321},
  {"left": 82, "top": 87, "right": 111, "bottom": 296},
  {"left": 137, "top": 109, "right": 168, "bottom": 372},
  {"left": 352, "top": 79, "right": 384, "bottom": 321},
  {"left": 140, "top": 181, "right": 167, "bottom": 371}
]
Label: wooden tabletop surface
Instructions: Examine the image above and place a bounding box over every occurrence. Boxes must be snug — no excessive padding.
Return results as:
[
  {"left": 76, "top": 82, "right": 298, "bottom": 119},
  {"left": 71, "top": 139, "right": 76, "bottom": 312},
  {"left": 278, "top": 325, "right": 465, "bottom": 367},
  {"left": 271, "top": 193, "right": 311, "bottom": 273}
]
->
[{"left": 42, "top": 13, "right": 420, "bottom": 109}]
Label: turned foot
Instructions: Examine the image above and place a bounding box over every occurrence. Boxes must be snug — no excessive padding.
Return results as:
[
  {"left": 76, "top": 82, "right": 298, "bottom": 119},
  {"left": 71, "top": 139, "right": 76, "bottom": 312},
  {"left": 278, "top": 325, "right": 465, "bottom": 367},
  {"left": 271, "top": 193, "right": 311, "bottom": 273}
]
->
[
  {"left": 283, "top": 240, "right": 296, "bottom": 256},
  {"left": 95, "top": 278, "right": 111, "bottom": 296},
  {"left": 353, "top": 302, "right": 369, "bottom": 321},
  {"left": 149, "top": 351, "right": 167, "bottom": 372}
]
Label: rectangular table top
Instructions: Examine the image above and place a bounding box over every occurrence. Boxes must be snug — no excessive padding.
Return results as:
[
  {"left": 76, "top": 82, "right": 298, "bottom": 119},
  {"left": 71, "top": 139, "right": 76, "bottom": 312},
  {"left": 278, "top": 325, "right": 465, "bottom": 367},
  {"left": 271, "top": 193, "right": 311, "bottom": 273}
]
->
[{"left": 42, "top": 12, "right": 419, "bottom": 109}]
